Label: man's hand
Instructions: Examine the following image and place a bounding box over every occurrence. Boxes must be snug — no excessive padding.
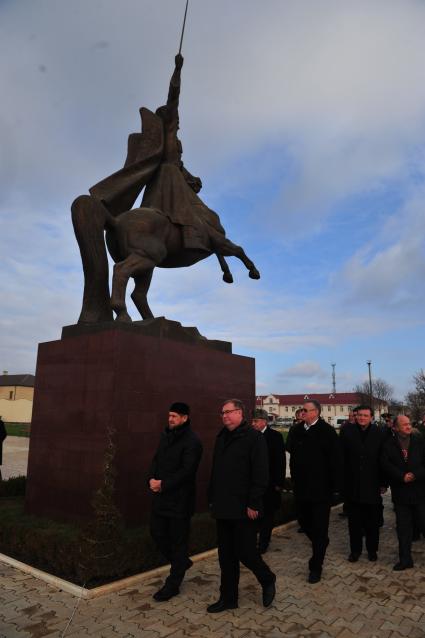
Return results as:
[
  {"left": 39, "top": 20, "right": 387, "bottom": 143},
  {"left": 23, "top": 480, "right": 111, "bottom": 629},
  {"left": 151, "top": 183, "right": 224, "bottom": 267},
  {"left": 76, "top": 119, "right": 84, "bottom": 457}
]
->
[
  {"left": 149, "top": 479, "right": 162, "bottom": 493},
  {"left": 247, "top": 507, "right": 259, "bottom": 520},
  {"left": 175, "top": 53, "right": 184, "bottom": 69},
  {"left": 403, "top": 472, "right": 415, "bottom": 483}
]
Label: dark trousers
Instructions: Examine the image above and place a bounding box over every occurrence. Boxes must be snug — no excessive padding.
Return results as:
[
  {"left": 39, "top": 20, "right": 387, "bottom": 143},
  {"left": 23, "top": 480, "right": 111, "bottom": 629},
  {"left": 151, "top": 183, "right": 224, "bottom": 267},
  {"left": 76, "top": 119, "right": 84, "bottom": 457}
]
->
[
  {"left": 296, "top": 500, "right": 330, "bottom": 573},
  {"left": 150, "top": 513, "right": 191, "bottom": 590},
  {"left": 347, "top": 502, "right": 381, "bottom": 555},
  {"left": 394, "top": 502, "right": 425, "bottom": 565},
  {"left": 216, "top": 519, "right": 275, "bottom": 603},
  {"left": 258, "top": 507, "right": 275, "bottom": 551}
]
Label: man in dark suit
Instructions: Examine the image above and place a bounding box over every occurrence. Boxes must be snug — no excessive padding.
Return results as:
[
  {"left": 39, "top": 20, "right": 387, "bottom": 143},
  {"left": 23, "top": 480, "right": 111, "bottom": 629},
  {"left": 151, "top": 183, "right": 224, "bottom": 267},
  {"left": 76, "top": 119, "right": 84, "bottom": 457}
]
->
[
  {"left": 148, "top": 402, "right": 203, "bottom": 601},
  {"left": 289, "top": 400, "right": 343, "bottom": 583},
  {"left": 207, "top": 399, "right": 276, "bottom": 613},
  {"left": 339, "top": 405, "right": 387, "bottom": 562},
  {"left": 381, "top": 414, "right": 425, "bottom": 570},
  {"left": 0, "top": 416, "right": 6, "bottom": 480},
  {"left": 251, "top": 409, "right": 286, "bottom": 553}
]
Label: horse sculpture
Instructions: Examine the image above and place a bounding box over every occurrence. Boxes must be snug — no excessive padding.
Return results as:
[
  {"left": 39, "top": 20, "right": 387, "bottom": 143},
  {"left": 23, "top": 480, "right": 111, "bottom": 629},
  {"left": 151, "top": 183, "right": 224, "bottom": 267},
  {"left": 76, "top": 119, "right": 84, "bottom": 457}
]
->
[{"left": 72, "top": 54, "right": 260, "bottom": 324}]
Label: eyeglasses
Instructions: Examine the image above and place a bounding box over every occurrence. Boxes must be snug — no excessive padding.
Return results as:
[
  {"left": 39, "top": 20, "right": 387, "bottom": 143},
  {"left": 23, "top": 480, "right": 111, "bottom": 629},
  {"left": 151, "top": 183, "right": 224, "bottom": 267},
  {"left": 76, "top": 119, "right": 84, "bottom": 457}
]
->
[{"left": 221, "top": 408, "right": 242, "bottom": 416}]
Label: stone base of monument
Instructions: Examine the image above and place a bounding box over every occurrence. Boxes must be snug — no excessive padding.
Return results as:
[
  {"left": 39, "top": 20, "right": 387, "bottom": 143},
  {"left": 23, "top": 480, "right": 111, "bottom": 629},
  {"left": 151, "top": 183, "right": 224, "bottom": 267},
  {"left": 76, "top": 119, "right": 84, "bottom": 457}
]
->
[{"left": 25, "top": 319, "right": 255, "bottom": 525}]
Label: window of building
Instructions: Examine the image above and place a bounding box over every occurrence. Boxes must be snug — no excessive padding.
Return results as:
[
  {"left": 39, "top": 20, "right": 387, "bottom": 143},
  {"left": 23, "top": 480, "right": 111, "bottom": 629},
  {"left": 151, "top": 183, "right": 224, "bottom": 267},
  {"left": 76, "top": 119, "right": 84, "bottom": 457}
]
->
[
  {"left": 285, "top": 406, "right": 288, "bottom": 412},
  {"left": 268, "top": 406, "right": 273, "bottom": 412},
  {"left": 292, "top": 406, "right": 295, "bottom": 412},
  {"left": 269, "top": 398, "right": 273, "bottom": 404},
  {"left": 327, "top": 406, "right": 331, "bottom": 412},
  {"left": 340, "top": 406, "right": 344, "bottom": 412},
  {"left": 9, "top": 390, "right": 13, "bottom": 399}
]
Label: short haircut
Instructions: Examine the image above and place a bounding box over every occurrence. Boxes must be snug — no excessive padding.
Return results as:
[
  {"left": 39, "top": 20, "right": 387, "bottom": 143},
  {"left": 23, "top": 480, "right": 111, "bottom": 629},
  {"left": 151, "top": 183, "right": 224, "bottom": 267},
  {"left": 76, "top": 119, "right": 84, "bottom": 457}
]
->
[
  {"left": 304, "top": 399, "right": 321, "bottom": 414},
  {"left": 295, "top": 408, "right": 303, "bottom": 417},
  {"left": 393, "top": 415, "right": 410, "bottom": 428},
  {"left": 222, "top": 398, "right": 246, "bottom": 419},
  {"left": 355, "top": 405, "right": 373, "bottom": 415}
]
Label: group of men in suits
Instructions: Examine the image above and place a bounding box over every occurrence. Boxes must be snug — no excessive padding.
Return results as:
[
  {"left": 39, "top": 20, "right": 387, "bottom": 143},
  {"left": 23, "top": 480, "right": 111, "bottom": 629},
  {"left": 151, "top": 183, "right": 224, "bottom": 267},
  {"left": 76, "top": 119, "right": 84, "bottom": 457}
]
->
[
  {"left": 146, "top": 399, "right": 284, "bottom": 611},
  {"left": 145, "top": 397, "right": 425, "bottom": 612}
]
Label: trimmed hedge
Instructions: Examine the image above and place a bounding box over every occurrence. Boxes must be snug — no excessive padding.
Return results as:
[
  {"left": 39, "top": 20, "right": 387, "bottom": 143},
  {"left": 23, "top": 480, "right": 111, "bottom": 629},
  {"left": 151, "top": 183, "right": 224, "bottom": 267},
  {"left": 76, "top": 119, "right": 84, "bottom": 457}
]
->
[{"left": 0, "top": 485, "right": 296, "bottom": 588}]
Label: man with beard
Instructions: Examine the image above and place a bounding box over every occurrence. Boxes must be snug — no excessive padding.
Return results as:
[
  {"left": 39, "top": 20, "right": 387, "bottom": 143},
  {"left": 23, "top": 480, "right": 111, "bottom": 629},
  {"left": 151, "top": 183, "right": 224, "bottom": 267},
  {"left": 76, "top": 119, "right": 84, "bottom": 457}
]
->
[{"left": 148, "top": 402, "right": 203, "bottom": 601}]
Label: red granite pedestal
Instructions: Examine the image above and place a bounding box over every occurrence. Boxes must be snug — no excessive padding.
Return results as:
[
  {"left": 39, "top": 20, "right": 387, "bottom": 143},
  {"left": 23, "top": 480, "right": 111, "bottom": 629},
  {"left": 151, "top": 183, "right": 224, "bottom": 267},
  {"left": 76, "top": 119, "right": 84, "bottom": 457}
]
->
[{"left": 25, "top": 320, "right": 255, "bottom": 525}]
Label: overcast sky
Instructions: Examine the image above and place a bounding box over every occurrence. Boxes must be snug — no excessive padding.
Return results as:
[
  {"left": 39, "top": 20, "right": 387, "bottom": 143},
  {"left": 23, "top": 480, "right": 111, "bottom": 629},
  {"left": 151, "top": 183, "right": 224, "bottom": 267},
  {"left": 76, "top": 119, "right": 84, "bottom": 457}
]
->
[{"left": 1, "top": 0, "right": 424, "bottom": 400}]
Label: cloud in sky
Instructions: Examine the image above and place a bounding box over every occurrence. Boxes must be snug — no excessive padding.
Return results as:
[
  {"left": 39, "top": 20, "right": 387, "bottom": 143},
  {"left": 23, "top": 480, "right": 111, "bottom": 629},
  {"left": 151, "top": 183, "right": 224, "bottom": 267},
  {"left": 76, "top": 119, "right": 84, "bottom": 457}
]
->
[
  {"left": 0, "top": 0, "right": 424, "bottom": 399},
  {"left": 278, "top": 361, "right": 328, "bottom": 381}
]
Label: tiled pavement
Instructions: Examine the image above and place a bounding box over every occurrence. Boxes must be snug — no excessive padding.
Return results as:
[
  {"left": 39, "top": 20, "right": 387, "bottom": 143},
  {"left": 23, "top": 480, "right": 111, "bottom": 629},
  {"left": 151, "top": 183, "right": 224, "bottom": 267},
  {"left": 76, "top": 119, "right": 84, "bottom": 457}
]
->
[
  {"left": 1, "top": 498, "right": 425, "bottom": 638},
  {"left": 1, "top": 437, "right": 29, "bottom": 480},
  {"left": 1, "top": 440, "right": 425, "bottom": 637}
]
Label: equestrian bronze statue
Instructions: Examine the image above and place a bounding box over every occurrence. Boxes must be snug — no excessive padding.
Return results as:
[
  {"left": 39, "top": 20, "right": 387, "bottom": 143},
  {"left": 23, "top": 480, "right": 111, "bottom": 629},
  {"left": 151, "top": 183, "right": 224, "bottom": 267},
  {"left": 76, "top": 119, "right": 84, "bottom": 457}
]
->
[{"left": 72, "top": 54, "right": 260, "bottom": 323}]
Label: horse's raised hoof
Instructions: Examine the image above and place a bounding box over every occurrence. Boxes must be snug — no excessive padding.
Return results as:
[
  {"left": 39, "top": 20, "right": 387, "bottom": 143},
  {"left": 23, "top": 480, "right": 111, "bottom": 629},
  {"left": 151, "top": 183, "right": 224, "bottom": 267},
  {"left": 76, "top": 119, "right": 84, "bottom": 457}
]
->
[
  {"left": 249, "top": 268, "right": 260, "bottom": 280},
  {"left": 115, "top": 311, "right": 132, "bottom": 323},
  {"left": 223, "top": 272, "right": 234, "bottom": 284}
]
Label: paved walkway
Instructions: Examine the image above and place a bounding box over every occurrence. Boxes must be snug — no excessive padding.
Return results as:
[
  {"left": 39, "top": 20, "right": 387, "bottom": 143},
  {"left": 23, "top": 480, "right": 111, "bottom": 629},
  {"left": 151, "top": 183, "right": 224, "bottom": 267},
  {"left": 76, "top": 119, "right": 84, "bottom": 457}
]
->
[
  {"left": 1, "top": 498, "right": 425, "bottom": 638},
  {"left": 2, "top": 436, "right": 29, "bottom": 480}
]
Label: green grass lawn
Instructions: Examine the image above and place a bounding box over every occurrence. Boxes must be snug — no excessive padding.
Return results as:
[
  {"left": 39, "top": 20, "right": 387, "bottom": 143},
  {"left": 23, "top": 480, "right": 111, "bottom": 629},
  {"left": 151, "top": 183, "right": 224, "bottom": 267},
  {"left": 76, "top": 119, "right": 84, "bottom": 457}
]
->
[{"left": 4, "top": 423, "right": 30, "bottom": 437}]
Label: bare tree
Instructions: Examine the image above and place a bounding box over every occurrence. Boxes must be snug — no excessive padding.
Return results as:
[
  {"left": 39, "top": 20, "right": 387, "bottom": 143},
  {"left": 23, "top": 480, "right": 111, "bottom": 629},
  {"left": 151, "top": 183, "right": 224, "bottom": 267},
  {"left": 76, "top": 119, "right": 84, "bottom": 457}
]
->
[
  {"left": 353, "top": 377, "right": 394, "bottom": 415},
  {"left": 405, "top": 369, "right": 425, "bottom": 423}
]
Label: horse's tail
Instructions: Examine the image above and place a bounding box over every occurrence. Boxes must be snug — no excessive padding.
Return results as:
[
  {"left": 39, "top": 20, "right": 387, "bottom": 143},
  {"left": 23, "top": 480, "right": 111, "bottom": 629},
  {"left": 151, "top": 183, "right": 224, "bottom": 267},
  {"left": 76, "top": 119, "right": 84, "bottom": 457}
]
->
[{"left": 71, "top": 195, "right": 113, "bottom": 323}]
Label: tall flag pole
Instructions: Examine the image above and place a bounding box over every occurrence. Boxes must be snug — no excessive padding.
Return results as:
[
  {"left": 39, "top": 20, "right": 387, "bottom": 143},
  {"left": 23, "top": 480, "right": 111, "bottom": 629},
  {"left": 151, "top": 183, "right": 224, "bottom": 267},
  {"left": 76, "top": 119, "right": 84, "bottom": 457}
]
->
[{"left": 178, "top": 0, "right": 189, "bottom": 54}]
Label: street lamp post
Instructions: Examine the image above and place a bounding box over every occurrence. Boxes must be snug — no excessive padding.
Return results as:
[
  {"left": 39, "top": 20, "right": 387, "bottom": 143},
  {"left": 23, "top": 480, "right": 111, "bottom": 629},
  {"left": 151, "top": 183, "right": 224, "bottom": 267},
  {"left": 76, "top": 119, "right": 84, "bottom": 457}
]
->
[{"left": 367, "top": 360, "right": 373, "bottom": 415}]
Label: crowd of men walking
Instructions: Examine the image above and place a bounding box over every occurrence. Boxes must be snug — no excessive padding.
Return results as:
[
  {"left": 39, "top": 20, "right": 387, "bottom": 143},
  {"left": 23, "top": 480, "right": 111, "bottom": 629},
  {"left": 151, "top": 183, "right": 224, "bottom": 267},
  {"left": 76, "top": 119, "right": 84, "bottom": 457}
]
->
[{"left": 146, "top": 399, "right": 425, "bottom": 612}]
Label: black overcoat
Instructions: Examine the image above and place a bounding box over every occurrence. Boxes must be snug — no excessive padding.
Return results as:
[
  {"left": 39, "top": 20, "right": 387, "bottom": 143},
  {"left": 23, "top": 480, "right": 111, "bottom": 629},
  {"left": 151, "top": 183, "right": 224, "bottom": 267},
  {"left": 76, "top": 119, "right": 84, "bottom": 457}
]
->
[
  {"left": 0, "top": 418, "right": 6, "bottom": 466},
  {"left": 148, "top": 421, "right": 203, "bottom": 518},
  {"left": 339, "top": 423, "right": 386, "bottom": 504},
  {"left": 208, "top": 422, "right": 269, "bottom": 519},
  {"left": 289, "top": 418, "right": 343, "bottom": 502},
  {"left": 381, "top": 433, "right": 425, "bottom": 504},
  {"left": 263, "top": 426, "right": 286, "bottom": 510}
]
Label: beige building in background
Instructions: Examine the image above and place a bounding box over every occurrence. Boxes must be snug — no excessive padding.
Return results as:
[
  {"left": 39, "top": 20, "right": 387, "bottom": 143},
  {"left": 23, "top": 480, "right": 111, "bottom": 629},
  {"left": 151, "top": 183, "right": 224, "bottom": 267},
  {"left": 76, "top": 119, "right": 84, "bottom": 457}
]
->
[
  {"left": 0, "top": 373, "right": 34, "bottom": 423},
  {"left": 256, "top": 392, "right": 387, "bottom": 427}
]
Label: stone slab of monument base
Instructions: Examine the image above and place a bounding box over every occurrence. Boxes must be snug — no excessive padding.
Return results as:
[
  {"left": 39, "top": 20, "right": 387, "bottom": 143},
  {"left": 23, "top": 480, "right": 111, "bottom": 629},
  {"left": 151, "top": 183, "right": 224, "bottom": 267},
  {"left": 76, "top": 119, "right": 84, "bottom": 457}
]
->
[{"left": 25, "top": 319, "right": 255, "bottom": 525}]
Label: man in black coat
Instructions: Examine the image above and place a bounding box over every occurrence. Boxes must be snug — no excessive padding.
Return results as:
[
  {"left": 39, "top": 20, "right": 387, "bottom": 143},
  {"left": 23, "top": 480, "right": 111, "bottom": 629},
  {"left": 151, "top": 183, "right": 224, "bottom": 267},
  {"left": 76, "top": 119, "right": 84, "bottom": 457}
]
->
[
  {"left": 207, "top": 399, "right": 276, "bottom": 613},
  {"left": 251, "top": 409, "right": 286, "bottom": 553},
  {"left": 381, "top": 414, "right": 425, "bottom": 570},
  {"left": 148, "top": 402, "right": 203, "bottom": 601},
  {"left": 339, "top": 405, "right": 387, "bottom": 562},
  {"left": 289, "top": 400, "right": 343, "bottom": 583},
  {"left": 0, "top": 416, "right": 6, "bottom": 480}
]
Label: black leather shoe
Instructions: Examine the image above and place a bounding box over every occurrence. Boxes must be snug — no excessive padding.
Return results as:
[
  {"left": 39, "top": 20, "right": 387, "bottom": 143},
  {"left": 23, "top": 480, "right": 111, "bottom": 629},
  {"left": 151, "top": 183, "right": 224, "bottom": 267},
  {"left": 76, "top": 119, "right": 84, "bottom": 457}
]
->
[
  {"left": 262, "top": 576, "right": 276, "bottom": 607},
  {"left": 393, "top": 561, "right": 414, "bottom": 571},
  {"left": 207, "top": 599, "right": 238, "bottom": 613},
  {"left": 153, "top": 586, "right": 179, "bottom": 601},
  {"left": 368, "top": 552, "right": 377, "bottom": 562},
  {"left": 308, "top": 571, "right": 321, "bottom": 584},
  {"left": 348, "top": 553, "right": 361, "bottom": 562}
]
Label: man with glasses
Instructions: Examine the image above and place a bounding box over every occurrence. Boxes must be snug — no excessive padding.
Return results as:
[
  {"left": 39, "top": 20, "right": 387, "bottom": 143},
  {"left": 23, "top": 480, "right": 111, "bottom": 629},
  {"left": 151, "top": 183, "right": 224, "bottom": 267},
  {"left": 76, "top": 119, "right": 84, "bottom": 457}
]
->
[
  {"left": 207, "top": 399, "right": 276, "bottom": 612},
  {"left": 289, "top": 400, "right": 343, "bottom": 583}
]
